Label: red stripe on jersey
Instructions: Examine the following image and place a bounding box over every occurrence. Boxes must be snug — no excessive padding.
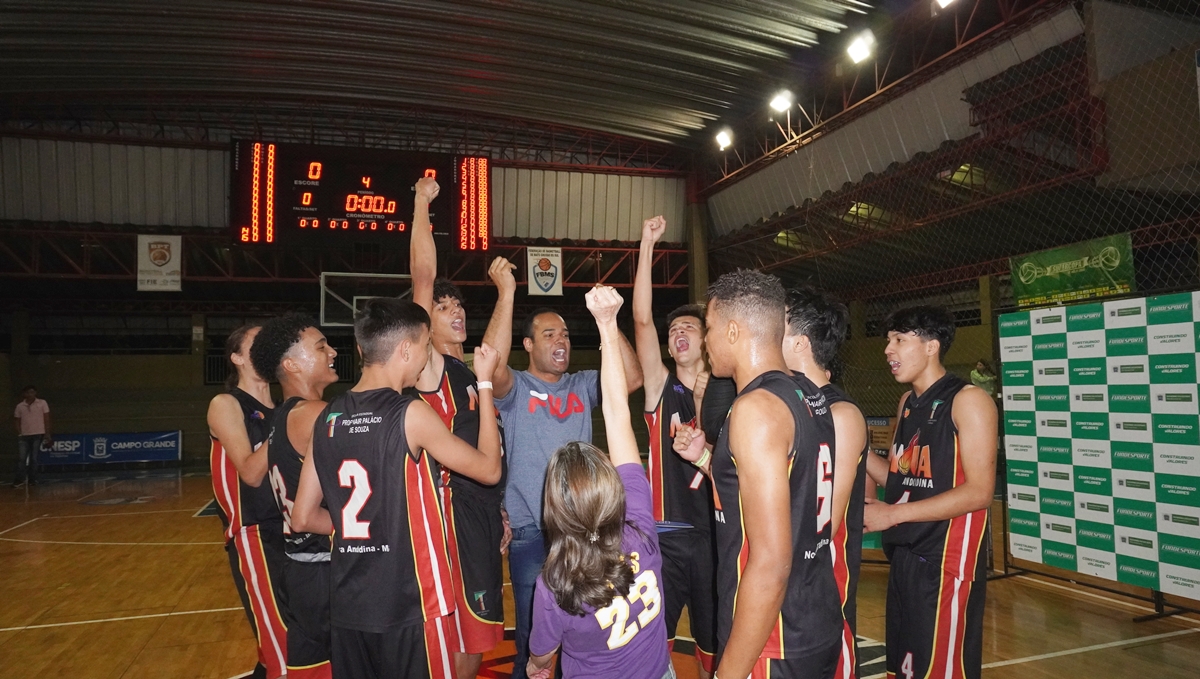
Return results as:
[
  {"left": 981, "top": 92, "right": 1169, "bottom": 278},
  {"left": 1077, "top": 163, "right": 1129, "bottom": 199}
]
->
[
  {"left": 419, "top": 372, "right": 458, "bottom": 432},
  {"left": 833, "top": 618, "right": 857, "bottom": 679},
  {"left": 927, "top": 567, "right": 974, "bottom": 679},
  {"left": 405, "top": 449, "right": 456, "bottom": 621},
  {"left": 424, "top": 615, "right": 458, "bottom": 679},
  {"left": 210, "top": 438, "right": 241, "bottom": 543},
  {"left": 831, "top": 520, "right": 851, "bottom": 606},
  {"left": 644, "top": 408, "right": 667, "bottom": 522},
  {"left": 235, "top": 526, "right": 288, "bottom": 676},
  {"left": 940, "top": 434, "right": 988, "bottom": 581}
]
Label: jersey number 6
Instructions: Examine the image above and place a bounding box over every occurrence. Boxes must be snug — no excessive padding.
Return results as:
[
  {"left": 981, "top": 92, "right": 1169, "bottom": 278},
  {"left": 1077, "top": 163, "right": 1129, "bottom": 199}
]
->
[
  {"left": 815, "top": 443, "right": 833, "bottom": 534},
  {"left": 339, "top": 460, "right": 373, "bottom": 539}
]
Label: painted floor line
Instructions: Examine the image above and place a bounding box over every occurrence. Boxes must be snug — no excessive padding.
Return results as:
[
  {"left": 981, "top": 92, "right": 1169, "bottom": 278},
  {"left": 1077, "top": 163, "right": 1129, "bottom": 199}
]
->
[
  {"left": 41, "top": 508, "right": 203, "bottom": 519},
  {"left": 981, "top": 627, "right": 1200, "bottom": 668},
  {"left": 1015, "top": 575, "right": 1200, "bottom": 627},
  {"left": 0, "top": 606, "right": 244, "bottom": 633},
  {"left": 0, "top": 517, "right": 40, "bottom": 536},
  {"left": 0, "top": 537, "right": 224, "bottom": 546}
]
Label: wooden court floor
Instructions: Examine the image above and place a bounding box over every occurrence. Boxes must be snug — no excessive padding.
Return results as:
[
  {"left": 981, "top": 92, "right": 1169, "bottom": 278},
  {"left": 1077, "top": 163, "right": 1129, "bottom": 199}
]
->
[{"left": 2, "top": 473, "right": 1199, "bottom": 679}]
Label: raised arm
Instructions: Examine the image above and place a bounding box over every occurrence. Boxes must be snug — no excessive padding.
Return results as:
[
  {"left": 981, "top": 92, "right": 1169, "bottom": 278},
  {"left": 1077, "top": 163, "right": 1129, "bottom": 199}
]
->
[
  {"left": 633, "top": 216, "right": 670, "bottom": 406},
  {"left": 408, "top": 344, "right": 503, "bottom": 486},
  {"left": 482, "top": 257, "right": 518, "bottom": 399},
  {"left": 829, "top": 401, "right": 866, "bottom": 534},
  {"left": 614, "top": 328, "right": 644, "bottom": 395},
  {"left": 586, "top": 286, "right": 639, "bottom": 467},
  {"left": 715, "top": 392, "right": 795, "bottom": 679},
  {"left": 864, "top": 387, "right": 997, "bottom": 532},
  {"left": 207, "top": 393, "right": 268, "bottom": 486},
  {"left": 409, "top": 176, "right": 441, "bottom": 313}
]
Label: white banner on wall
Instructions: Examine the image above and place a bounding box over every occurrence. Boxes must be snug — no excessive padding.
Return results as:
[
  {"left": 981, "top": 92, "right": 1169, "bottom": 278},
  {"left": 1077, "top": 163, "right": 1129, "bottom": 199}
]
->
[
  {"left": 137, "top": 235, "right": 182, "bottom": 291},
  {"left": 527, "top": 246, "right": 563, "bottom": 296}
]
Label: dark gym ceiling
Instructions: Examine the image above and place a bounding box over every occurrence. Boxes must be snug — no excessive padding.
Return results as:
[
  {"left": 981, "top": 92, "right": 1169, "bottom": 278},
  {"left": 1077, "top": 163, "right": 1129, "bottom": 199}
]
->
[{"left": 0, "top": 0, "right": 871, "bottom": 146}]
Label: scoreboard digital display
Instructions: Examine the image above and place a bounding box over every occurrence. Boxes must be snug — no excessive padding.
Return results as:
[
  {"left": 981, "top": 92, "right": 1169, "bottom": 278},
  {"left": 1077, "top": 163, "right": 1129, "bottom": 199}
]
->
[{"left": 231, "top": 141, "right": 490, "bottom": 250}]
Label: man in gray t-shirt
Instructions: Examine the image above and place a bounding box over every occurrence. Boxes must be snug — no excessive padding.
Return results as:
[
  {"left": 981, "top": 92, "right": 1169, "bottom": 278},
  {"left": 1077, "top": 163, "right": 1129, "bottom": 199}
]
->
[{"left": 491, "top": 306, "right": 642, "bottom": 679}]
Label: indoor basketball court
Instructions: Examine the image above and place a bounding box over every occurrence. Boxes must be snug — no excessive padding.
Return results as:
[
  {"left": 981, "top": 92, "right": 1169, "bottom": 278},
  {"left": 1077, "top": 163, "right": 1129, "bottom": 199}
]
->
[{"left": 3, "top": 0, "right": 1200, "bottom": 678}]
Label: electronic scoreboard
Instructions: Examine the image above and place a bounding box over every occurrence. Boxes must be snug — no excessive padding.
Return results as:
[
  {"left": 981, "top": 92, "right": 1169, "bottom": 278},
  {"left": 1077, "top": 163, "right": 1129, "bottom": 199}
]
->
[{"left": 231, "top": 141, "right": 490, "bottom": 250}]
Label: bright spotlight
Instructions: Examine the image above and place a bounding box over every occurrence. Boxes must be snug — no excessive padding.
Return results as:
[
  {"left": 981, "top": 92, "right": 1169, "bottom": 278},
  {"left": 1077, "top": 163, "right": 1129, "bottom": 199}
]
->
[
  {"left": 716, "top": 129, "right": 733, "bottom": 150},
  {"left": 847, "top": 31, "right": 876, "bottom": 64},
  {"left": 769, "top": 91, "right": 793, "bottom": 113},
  {"left": 935, "top": 0, "right": 956, "bottom": 7}
]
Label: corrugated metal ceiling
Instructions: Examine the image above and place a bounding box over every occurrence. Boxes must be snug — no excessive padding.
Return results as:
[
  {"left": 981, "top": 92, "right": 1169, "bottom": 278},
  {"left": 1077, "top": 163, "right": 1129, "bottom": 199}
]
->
[{"left": 0, "top": 0, "right": 867, "bottom": 144}]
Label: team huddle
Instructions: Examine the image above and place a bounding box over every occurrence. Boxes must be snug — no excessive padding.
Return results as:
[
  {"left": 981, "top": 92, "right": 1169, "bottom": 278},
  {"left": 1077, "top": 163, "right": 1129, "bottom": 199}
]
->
[{"left": 207, "top": 179, "right": 998, "bottom": 679}]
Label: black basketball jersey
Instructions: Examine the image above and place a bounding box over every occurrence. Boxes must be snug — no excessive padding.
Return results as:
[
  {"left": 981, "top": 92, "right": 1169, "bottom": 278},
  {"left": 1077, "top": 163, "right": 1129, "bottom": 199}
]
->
[
  {"left": 700, "top": 375, "right": 737, "bottom": 445},
  {"left": 210, "top": 388, "right": 280, "bottom": 542},
  {"left": 413, "top": 353, "right": 506, "bottom": 503},
  {"left": 821, "top": 383, "right": 867, "bottom": 632},
  {"left": 645, "top": 373, "right": 714, "bottom": 526},
  {"left": 712, "top": 370, "right": 843, "bottom": 659},
  {"left": 313, "top": 388, "right": 455, "bottom": 632},
  {"left": 883, "top": 373, "right": 988, "bottom": 581},
  {"left": 267, "top": 396, "right": 332, "bottom": 556}
]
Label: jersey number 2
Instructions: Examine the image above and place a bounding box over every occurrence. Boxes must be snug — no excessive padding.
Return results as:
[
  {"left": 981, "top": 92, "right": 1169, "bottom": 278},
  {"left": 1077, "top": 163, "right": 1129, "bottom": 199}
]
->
[{"left": 338, "top": 460, "right": 373, "bottom": 539}]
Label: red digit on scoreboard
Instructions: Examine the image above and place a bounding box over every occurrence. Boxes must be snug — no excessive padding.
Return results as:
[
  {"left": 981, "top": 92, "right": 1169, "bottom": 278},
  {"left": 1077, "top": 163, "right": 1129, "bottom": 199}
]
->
[
  {"left": 301, "top": 192, "right": 312, "bottom": 206},
  {"left": 308, "top": 162, "right": 322, "bottom": 180}
]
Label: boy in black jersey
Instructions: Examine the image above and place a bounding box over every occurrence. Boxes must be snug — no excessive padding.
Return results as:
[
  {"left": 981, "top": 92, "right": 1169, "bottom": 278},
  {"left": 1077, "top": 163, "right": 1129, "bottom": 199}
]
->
[
  {"left": 207, "top": 324, "right": 287, "bottom": 679},
  {"left": 250, "top": 313, "right": 341, "bottom": 679},
  {"left": 632, "top": 215, "right": 717, "bottom": 676},
  {"left": 677, "top": 285, "right": 868, "bottom": 678},
  {"left": 863, "top": 306, "right": 997, "bottom": 679},
  {"left": 693, "top": 270, "right": 844, "bottom": 679},
  {"left": 409, "top": 176, "right": 516, "bottom": 679},
  {"left": 780, "top": 286, "right": 867, "bottom": 679},
  {"left": 291, "top": 299, "right": 503, "bottom": 679}
]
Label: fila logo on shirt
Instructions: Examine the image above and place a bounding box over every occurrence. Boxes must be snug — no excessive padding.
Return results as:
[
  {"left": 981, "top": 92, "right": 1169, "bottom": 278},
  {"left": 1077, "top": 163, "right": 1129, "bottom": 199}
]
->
[{"left": 527, "top": 389, "right": 586, "bottom": 420}]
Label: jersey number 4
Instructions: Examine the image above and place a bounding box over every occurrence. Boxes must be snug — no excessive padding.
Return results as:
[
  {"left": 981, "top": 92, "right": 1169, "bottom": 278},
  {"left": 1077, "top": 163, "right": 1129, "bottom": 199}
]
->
[
  {"left": 594, "top": 570, "right": 662, "bottom": 650},
  {"left": 338, "top": 460, "right": 373, "bottom": 539}
]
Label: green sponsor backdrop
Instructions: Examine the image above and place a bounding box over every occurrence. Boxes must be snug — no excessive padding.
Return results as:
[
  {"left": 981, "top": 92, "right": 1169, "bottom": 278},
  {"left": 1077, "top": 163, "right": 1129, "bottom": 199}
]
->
[
  {"left": 1000, "top": 291, "right": 1200, "bottom": 599},
  {"left": 1010, "top": 234, "right": 1135, "bottom": 308}
]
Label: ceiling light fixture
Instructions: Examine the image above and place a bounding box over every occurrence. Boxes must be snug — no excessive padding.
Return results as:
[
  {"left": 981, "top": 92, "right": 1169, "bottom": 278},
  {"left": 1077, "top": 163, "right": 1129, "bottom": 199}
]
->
[
  {"left": 847, "top": 31, "right": 876, "bottom": 64},
  {"left": 716, "top": 129, "right": 733, "bottom": 150},
  {"left": 769, "top": 90, "right": 793, "bottom": 113}
]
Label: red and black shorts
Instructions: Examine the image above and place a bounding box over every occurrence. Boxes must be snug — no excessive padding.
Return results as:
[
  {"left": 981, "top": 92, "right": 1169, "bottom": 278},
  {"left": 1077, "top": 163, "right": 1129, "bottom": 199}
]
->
[
  {"left": 280, "top": 556, "right": 332, "bottom": 679},
  {"left": 443, "top": 488, "right": 505, "bottom": 654},
  {"left": 227, "top": 525, "right": 289, "bottom": 678},
  {"left": 331, "top": 615, "right": 459, "bottom": 679},
  {"left": 659, "top": 527, "right": 717, "bottom": 671},
  {"left": 885, "top": 545, "right": 986, "bottom": 679},
  {"left": 747, "top": 642, "right": 841, "bottom": 679}
]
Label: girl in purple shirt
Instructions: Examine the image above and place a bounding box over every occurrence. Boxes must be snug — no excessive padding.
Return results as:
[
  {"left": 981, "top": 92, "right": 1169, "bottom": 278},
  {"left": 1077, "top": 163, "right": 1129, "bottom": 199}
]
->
[{"left": 527, "top": 286, "right": 672, "bottom": 679}]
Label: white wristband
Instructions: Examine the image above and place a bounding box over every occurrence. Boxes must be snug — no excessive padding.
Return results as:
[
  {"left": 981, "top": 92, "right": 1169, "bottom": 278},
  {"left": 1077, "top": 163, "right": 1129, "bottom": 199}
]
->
[{"left": 477, "top": 381, "right": 493, "bottom": 391}]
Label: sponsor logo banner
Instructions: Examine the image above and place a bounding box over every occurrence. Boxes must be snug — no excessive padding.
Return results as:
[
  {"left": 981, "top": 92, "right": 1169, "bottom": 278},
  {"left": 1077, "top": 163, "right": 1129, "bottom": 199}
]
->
[{"left": 38, "top": 431, "right": 182, "bottom": 464}]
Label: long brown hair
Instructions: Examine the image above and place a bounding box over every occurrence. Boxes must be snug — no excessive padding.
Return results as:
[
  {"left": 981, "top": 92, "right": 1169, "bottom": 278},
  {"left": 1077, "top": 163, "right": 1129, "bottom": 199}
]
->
[
  {"left": 541, "top": 441, "right": 638, "bottom": 616},
  {"left": 223, "top": 323, "right": 260, "bottom": 391}
]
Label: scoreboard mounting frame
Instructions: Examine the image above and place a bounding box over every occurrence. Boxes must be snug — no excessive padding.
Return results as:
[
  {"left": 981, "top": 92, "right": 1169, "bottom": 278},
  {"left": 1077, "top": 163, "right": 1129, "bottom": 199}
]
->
[{"left": 230, "top": 140, "right": 490, "bottom": 251}]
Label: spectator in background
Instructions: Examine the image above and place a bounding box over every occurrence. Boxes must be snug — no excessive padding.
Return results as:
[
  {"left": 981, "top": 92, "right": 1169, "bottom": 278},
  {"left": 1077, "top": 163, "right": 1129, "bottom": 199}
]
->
[
  {"left": 970, "top": 359, "right": 997, "bottom": 397},
  {"left": 13, "top": 385, "right": 51, "bottom": 488}
]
